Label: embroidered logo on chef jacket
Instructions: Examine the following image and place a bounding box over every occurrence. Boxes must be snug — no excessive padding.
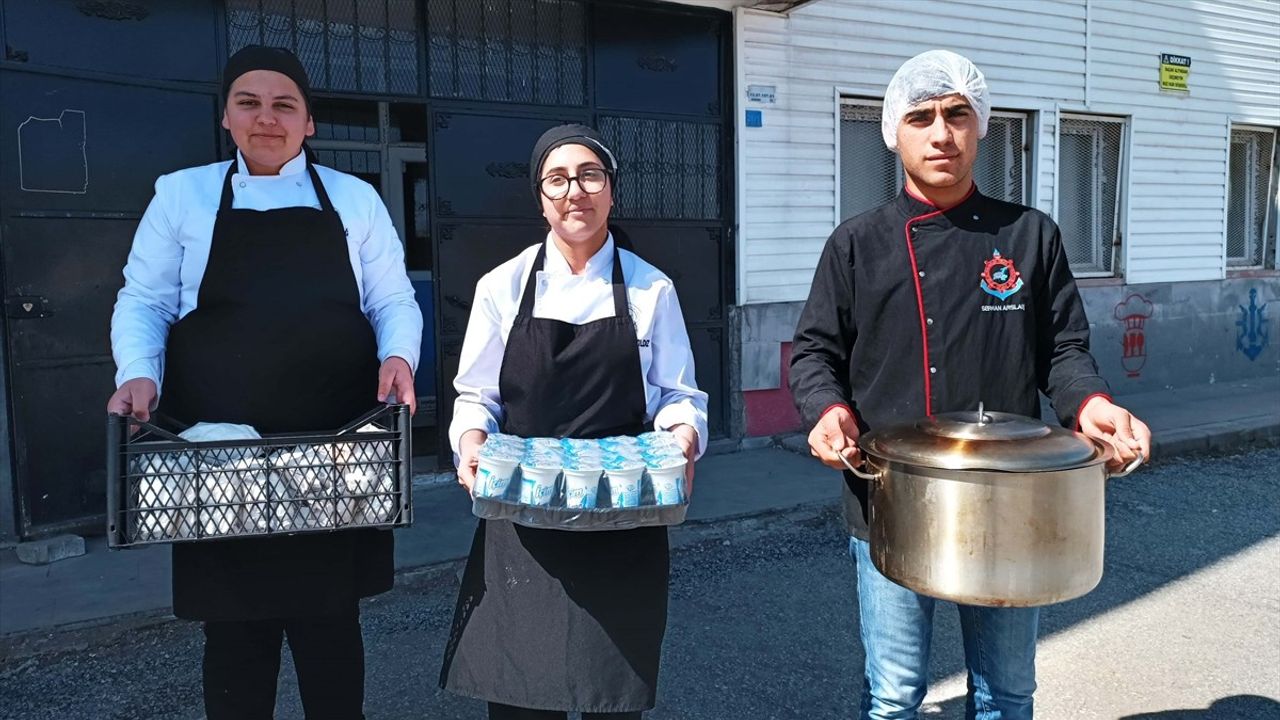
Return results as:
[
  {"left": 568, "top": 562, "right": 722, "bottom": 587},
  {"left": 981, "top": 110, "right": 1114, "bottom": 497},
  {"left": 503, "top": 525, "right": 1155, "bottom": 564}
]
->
[
  {"left": 980, "top": 248, "right": 1026, "bottom": 312},
  {"left": 630, "top": 302, "right": 652, "bottom": 347},
  {"left": 980, "top": 249, "right": 1024, "bottom": 300}
]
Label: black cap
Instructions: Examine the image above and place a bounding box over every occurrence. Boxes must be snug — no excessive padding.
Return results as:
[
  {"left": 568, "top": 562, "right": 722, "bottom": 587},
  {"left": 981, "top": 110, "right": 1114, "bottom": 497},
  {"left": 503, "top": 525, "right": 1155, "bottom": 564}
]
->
[
  {"left": 530, "top": 123, "right": 618, "bottom": 201},
  {"left": 222, "top": 45, "right": 312, "bottom": 112}
]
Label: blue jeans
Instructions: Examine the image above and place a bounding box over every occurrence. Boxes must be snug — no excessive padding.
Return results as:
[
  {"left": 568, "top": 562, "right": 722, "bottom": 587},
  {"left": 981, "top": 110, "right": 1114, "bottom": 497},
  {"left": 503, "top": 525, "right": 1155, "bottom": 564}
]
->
[{"left": 850, "top": 536, "right": 1038, "bottom": 720}]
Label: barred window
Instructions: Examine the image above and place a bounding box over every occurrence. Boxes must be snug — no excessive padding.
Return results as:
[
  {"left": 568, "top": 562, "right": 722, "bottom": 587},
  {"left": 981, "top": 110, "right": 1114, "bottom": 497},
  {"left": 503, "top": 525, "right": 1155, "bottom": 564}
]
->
[
  {"left": 226, "top": 0, "right": 422, "bottom": 95},
  {"left": 839, "top": 100, "right": 898, "bottom": 221},
  {"left": 975, "top": 112, "right": 1028, "bottom": 205},
  {"left": 426, "top": 0, "right": 586, "bottom": 105},
  {"left": 1058, "top": 115, "right": 1126, "bottom": 276},
  {"left": 1228, "top": 126, "right": 1277, "bottom": 268},
  {"left": 838, "top": 100, "right": 1028, "bottom": 222}
]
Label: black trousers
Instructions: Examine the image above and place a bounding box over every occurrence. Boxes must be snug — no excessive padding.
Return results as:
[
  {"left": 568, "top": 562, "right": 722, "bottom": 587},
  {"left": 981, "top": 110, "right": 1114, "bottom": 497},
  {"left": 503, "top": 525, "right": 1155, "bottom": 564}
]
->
[
  {"left": 202, "top": 609, "right": 365, "bottom": 720},
  {"left": 488, "top": 702, "right": 642, "bottom": 720}
]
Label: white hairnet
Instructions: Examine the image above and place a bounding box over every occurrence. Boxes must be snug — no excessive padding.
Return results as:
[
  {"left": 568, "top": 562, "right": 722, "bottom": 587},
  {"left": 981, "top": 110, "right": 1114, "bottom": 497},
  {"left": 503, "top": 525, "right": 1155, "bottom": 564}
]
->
[{"left": 881, "top": 50, "right": 990, "bottom": 151}]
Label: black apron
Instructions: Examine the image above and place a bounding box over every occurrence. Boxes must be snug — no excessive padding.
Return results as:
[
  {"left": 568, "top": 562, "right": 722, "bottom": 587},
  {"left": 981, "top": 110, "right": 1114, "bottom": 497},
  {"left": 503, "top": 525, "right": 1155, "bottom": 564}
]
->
[
  {"left": 160, "top": 159, "right": 393, "bottom": 622},
  {"left": 440, "top": 244, "right": 670, "bottom": 713}
]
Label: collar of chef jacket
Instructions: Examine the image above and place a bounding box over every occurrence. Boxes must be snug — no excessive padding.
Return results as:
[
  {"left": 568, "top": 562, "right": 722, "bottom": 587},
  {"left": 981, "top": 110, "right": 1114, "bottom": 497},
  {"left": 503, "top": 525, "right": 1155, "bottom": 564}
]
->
[
  {"left": 230, "top": 148, "right": 307, "bottom": 185},
  {"left": 893, "top": 182, "right": 980, "bottom": 225},
  {"left": 538, "top": 233, "right": 617, "bottom": 279}
]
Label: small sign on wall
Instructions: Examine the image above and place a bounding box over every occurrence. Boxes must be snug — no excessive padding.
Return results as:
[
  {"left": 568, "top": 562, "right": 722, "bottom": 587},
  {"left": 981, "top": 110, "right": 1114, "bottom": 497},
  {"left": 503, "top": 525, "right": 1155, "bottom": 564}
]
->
[
  {"left": 747, "top": 84, "right": 777, "bottom": 104},
  {"left": 1159, "top": 53, "right": 1191, "bottom": 92},
  {"left": 745, "top": 109, "right": 763, "bottom": 128}
]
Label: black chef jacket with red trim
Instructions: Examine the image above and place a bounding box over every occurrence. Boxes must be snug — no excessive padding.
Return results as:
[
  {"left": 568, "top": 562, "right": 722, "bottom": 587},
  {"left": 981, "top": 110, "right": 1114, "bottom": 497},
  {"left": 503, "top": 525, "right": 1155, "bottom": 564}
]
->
[{"left": 789, "top": 185, "right": 1111, "bottom": 538}]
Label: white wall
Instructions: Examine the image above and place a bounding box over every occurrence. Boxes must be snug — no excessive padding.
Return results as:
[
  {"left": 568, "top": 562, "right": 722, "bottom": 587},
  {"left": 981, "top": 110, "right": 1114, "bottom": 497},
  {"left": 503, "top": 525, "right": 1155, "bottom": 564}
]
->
[{"left": 736, "top": 0, "right": 1280, "bottom": 303}]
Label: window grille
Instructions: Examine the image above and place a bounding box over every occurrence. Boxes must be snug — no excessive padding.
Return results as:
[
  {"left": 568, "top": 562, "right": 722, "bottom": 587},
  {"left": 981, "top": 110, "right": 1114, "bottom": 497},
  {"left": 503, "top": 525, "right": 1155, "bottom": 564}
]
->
[
  {"left": 975, "top": 113, "right": 1027, "bottom": 204},
  {"left": 1228, "top": 126, "right": 1277, "bottom": 268},
  {"left": 227, "top": 0, "right": 422, "bottom": 95},
  {"left": 839, "top": 101, "right": 899, "bottom": 221},
  {"left": 600, "top": 116, "right": 721, "bottom": 221},
  {"left": 426, "top": 0, "right": 586, "bottom": 105},
  {"left": 1058, "top": 116, "right": 1126, "bottom": 275}
]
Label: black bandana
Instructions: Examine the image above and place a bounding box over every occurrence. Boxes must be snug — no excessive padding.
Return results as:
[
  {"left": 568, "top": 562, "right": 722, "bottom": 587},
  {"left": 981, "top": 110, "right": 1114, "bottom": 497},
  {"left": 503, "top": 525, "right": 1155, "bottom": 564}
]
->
[
  {"left": 221, "top": 45, "right": 312, "bottom": 112},
  {"left": 529, "top": 124, "right": 618, "bottom": 201}
]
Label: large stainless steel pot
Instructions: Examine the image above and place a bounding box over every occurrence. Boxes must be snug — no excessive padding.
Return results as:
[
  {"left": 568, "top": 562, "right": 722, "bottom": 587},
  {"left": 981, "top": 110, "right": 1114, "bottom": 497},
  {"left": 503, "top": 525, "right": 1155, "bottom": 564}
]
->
[{"left": 847, "top": 406, "right": 1142, "bottom": 607}]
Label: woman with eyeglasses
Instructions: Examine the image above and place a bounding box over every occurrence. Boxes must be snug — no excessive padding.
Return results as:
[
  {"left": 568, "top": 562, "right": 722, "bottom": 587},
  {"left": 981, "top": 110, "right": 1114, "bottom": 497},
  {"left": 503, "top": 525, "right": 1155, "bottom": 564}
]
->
[{"left": 438, "top": 124, "right": 709, "bottom": 720}]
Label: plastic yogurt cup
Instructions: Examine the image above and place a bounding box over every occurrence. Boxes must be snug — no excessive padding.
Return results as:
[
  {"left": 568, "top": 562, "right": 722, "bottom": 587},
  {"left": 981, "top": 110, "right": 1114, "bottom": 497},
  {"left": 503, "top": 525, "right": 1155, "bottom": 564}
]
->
[
  {"left": 603, "top": 461, "right": 644, "bottom": 508},
  {"left": 487, "top": 433, "right": 522, "bottom": 449},
  {"left": 562, "top": 467, "right": 602, "bottom": 509},
  {"left": 519, "top": 463, "right": 560, "bottom": 506},
  {"left": 475, "top": 455, "right": 520, "bottom": 498},
  {"left": 637, "top": 431, "right": 679, "bottom": 450},
  {"left": 645, "top": 458, "right": 687, "bottom": 506}
]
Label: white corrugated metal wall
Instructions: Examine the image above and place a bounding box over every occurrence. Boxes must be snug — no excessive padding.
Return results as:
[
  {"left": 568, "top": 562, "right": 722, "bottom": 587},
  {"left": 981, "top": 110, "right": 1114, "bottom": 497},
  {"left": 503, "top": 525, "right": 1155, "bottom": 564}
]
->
[{"left": 735, "top": 0, "right": 1280, "bottom": 303}]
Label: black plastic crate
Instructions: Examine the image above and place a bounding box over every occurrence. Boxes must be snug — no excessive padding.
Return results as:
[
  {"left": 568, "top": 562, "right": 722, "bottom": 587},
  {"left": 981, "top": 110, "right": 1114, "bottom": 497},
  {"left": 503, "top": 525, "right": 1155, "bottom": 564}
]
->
[{"left": 106, "top": 404, "right": 413, "bottom": 548}]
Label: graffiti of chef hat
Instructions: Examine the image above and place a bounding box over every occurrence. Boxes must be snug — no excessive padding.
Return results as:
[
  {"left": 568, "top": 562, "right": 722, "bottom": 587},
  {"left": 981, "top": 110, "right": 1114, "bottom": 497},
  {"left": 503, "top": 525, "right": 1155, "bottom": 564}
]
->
[
  {"left": 1114, "top": 293, "right": 1156, "bottom": 321},
  {"left": 881, "top": 50, "right": 990, "bottom": 152}
]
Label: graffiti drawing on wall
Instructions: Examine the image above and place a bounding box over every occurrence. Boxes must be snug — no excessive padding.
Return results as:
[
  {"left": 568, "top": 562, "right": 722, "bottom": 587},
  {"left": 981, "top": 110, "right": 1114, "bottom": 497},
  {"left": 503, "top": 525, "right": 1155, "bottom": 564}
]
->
[
  {"left": 1114, "top": 293, "right": 1155, "bottom": 377},
  {"left": 1236, "top": 287, "right": 1269, "bottom": 361},
  {"left": 17, "top": 109, "right": 89, "bottom": 194}
]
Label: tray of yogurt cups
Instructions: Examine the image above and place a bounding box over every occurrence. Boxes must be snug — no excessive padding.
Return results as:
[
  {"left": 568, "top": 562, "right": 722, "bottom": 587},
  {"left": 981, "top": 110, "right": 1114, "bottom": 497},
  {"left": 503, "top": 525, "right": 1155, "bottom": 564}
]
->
[{"left": 470, "top": 432, "right": 689, "bottom": 530}]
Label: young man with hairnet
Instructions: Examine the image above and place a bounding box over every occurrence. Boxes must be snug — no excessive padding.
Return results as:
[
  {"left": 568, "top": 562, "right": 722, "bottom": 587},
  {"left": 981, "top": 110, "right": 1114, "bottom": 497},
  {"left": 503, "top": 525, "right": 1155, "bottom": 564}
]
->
[{"left": 789, "top": 50, "right": 1152, "bottom": 718}]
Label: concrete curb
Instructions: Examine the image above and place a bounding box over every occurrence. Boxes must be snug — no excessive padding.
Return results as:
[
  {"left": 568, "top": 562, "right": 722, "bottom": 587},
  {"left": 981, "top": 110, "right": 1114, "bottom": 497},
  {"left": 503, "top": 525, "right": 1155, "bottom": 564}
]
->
[{"left": 1149, "top": 416, "right": 1280, "bottom": 458}]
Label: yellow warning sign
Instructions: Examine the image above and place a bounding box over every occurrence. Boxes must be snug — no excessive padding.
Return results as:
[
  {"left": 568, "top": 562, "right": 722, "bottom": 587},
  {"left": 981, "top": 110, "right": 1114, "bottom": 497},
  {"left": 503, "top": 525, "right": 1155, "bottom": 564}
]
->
[{"left": 1159, "top": 53, "right": 1190, "bottom": 92}]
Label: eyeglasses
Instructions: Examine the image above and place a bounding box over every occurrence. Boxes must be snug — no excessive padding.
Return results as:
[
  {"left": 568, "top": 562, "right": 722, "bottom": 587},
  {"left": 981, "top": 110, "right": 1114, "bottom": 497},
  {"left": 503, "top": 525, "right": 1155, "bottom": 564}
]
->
[{"left": 539, "top": 168, "right": 610, "bottom": 200}]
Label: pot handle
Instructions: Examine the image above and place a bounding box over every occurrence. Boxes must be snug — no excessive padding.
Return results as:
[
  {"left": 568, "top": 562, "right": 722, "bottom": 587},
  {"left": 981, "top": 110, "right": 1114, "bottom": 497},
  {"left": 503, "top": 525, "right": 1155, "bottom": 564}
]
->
[
  {"left": 839, "top": 453, "right": 881, "bottom": 482},
  {"left": 1107, "top": 453, "right": 1145, "bottom": 479}
]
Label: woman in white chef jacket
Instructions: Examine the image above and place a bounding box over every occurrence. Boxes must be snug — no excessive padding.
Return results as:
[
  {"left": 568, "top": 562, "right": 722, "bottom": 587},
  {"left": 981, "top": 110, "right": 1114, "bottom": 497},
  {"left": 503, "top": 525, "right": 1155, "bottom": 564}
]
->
[
  {"left": 107, "top": 46, "right": 421, "bottom": 719},
  {"left": 439, "top": 124, "right": 709, "bottom": 720}
]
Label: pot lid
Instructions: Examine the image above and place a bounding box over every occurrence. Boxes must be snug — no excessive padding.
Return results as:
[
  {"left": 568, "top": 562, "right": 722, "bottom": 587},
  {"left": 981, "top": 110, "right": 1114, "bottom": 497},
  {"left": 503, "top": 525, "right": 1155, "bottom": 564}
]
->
[{"left": 859, "top": 405, "right": 1108, "bottom": 472}]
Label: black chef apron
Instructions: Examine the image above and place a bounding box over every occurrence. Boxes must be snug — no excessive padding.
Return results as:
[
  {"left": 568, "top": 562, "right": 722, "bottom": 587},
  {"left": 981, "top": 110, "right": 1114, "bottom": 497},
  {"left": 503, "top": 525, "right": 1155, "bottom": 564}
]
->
[
  {"left": 160, "top": 159, "right": 393, "bottom": 622},
  {"left": 440, "top": 243, "right": 670, "bottom": 713}
]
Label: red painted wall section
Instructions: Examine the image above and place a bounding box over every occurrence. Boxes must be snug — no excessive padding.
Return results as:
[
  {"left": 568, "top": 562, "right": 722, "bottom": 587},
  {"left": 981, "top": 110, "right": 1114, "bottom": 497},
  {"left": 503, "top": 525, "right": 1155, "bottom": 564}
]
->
[{"left": 743, "top": 342, "right": 804, "bottom": 437}]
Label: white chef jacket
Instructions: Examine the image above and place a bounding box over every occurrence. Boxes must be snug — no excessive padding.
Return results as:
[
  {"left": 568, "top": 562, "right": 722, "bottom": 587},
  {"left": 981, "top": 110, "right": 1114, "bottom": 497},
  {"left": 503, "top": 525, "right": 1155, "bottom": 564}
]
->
[
  {"left": 450, "top": 235, "right": 710, "bottom": 458},
  {"left": 111, "top": 150, "right": 423, "bottom": 391}
]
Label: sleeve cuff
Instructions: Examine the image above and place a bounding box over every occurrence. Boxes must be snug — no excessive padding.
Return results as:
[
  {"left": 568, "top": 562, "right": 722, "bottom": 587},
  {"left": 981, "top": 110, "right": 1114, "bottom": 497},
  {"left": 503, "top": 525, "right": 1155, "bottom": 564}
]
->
[
  {"left": 448, "top": 406, "right": 500, "bottom": 456},
  {"left": 802, "top": 389, "right": 850, "bottom": 428},
  {"left": 1051, "top": 376, "right": 1111, "bottom": 429},
  {"left": 115, "top": 359, "right": 162, "bottom": 393},
  {"left": 820, "top": 403, "right": 853, "bottom": 420},
  {"left": 378, "top": 348, "right": 421, "bottom": 374},
  {"left": 1075, "top": 392, "right": 1113, "bottom": 431},
  {"left": 654, "top": 404, "right": 709, "bottom": 459}
]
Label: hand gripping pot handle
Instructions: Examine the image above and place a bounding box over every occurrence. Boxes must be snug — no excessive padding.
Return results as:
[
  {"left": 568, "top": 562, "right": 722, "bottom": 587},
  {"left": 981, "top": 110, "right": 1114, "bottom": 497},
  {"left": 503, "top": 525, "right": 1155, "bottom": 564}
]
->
[
  {"left": 1108, "top": 453, "right": 1144, "bottom": 479},
  {"left": 839, "top": 452, "right": 881, "bottom": 483}
]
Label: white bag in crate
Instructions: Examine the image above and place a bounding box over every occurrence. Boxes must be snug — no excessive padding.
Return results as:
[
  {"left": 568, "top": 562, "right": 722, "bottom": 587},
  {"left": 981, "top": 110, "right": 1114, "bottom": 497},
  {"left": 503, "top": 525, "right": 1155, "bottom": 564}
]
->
[
  {"left": 134, "top": 451, "right": 196, "bottom": 541},
  {"left": 180, "top": 423, "right": 262, "bottom": 537},
  {"left": 271, "top": 444, "right": 339, "bottom": 530},
  {"left": 335, "top": 424, "right": 397, "bottom": 525}
]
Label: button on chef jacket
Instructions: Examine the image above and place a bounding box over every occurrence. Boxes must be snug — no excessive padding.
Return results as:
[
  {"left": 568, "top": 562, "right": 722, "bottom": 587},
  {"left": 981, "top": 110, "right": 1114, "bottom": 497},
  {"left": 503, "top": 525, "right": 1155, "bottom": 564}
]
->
[
  {"left": 112, "top": 150, "right": 423, "bottom": 390},
  {"left": 450, "top": 235, "right": 710, "bottom": 457}
]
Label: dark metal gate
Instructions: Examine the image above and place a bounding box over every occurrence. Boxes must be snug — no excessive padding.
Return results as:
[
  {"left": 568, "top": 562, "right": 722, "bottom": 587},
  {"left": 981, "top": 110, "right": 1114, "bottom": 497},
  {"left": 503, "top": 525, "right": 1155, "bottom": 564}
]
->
[
  {"left": 0, "top": 0, "right": 731, "bottom": 537},
  {"left": 0, "top": 0, "right": 223, "bottom": 536},
  {"left": 427, "top": 0, "right": 733, "bottom": 456}
]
